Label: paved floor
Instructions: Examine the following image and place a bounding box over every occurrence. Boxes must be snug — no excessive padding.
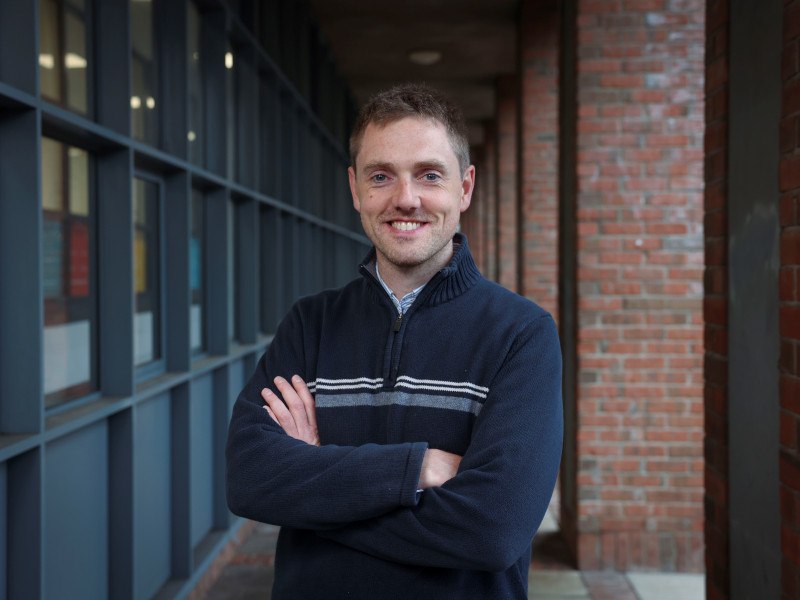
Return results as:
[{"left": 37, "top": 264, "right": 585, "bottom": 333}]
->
[{"left": 202, "top": 510, "right": 705, "bottom": 600}]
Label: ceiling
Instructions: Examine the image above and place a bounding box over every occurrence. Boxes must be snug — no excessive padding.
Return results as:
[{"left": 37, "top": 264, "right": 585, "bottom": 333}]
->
[{"left": 308, "top": 0, "right": 520, "bottom": 145}]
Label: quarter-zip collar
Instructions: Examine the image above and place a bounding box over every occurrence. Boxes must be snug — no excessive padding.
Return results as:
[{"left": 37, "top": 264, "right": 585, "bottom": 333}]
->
[{"left": 358, "top": 233, "right": 482, "bottom": 309}]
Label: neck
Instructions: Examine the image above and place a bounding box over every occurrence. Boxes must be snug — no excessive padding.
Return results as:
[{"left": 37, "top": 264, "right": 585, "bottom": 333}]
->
[{"left": 376, "top": 241, "right": 454, "bottom": 298}]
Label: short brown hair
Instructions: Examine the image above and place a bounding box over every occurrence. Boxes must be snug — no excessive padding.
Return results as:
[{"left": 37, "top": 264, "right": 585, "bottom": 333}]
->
[{"left": 349, "top": 83, "right": 470, "bottom": 174}]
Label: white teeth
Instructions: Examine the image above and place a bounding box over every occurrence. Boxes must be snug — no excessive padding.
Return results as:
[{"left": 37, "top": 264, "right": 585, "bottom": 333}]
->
[{"left": 391, "top": 221, "right": 421, "bottom": 231}]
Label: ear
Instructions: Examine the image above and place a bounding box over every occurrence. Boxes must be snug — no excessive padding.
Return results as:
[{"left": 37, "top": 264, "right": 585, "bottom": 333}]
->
[
  {"left": 348, "top": 166, "right": 361, "bottom": 213},
  {"left": 459, "top": 165, "right": 475, "bottom": 213}
]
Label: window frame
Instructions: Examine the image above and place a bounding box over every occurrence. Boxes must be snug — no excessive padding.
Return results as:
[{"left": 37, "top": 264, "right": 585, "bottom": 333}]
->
[
  {"left": 41, "top": 135, "right": 100, "bottom": 409},
  {"left": 132, "top": 170, "right": 167, "bottom": 382}
]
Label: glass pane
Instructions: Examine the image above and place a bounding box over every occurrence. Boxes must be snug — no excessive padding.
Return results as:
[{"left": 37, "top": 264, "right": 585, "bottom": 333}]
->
[
  {"left": 190, "top": 190, "right": 205, "bottom": 353},
  {"left": 133, "top": 177, "right": 161, "bottom": 366},
  {"left": 42, "top": 139, "right": 96, "bottom": 405},
  {"left": 41, "top": 137, "right": 63, "bottom": 211},
  {"left": 64, "top": 9, "right": 89, "bottom": 114},
  {"left": 131, "top": 0, "right": 159, "bottom": 145},
  {"left": 68, "top": 146, "right": 89, "bottom": 215},
  {"left": 39, "top": 0, "right": 62, "bottom": 101},
  {"left": 187, "top": 2, "right": 204, "bottom": 165},
  {"left": 42, "top": 219, "right": 63, "bottom": 298}
]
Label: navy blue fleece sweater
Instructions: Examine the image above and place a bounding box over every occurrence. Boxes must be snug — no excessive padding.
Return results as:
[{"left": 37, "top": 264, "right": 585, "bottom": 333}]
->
[{"left": 225, "top": 235, "right": 563, "bottom": 599}]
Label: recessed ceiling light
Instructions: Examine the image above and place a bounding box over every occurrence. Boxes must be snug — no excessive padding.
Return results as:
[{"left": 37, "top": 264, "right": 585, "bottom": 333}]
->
[{"left": 408, "top": 50, "right": 442, "bottom": 66}]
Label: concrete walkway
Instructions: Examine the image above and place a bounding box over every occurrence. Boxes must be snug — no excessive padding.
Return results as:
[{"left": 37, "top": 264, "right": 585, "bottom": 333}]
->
[{"left": 200, "top": 511, "right": 705, "bottom": 600}]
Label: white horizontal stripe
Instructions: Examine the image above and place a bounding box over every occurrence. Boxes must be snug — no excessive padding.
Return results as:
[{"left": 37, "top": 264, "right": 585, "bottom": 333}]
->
[
  {"left": 312, "top": 382, "right": 384, "bottom": 391},
  {"left": 394, "top": 381, "right": 487, "bottom": 400},
  {"left": 315, "top": 377, "right": 384, "bottom": 385},
  {"left": 316, "top": 391, "right": 482, "bottom": 416},
  {"left": 395, "top": 375, "right": 489, "bottom": 394}
]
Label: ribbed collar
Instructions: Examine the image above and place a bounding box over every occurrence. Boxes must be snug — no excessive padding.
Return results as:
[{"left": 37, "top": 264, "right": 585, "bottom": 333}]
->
[{"left": 359, "top": 233, "right": 483, "bottom": 307}]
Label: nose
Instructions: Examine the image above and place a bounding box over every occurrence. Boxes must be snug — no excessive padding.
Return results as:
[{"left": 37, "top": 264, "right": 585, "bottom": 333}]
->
[{"left": 393, "top": 176, "right": 420, "bottom": 210}]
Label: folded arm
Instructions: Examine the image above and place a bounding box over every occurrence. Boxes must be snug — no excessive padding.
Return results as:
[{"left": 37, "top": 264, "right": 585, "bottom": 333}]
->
[
  {"left": 316, "top": 315, "right": 563, "bottom": 572},
  {"left": 225, "top": 306, "right": 428, "bottom": 529}
]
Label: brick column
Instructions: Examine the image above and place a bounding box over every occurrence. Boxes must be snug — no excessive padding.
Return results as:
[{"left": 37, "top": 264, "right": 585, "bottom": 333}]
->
[
  {"left": 496, "top": 75, "right": 519, "bottom": 292},
  {"left": 461, "top": 145, "right": 486, "bottom": 268},
  {"left": 704, "top": 0, "right": 729, "bottom": 597},
  {"left": 519, "top": 0, "right": 560, "bottom": 320},
  {"left": 574, "top": 0, "right": 705, "bottom": 570},
  {"left": 780, "top": 2, "right": 800, "bottom": 598}
]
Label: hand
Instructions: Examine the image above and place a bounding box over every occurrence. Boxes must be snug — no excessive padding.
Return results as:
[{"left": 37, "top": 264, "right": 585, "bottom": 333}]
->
[
  {"left": 418, "top": 449, "right": 462, "bottom": 489},
  {"left": 261, "top": 375, "right": 320, "bottom": 446}
]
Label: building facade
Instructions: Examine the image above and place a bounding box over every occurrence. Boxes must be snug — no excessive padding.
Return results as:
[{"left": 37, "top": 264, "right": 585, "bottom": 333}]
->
[
  {"left": 1, "top": 0, "right": 798, "bottom": 599},
  {"left": 0, "top": 0, "right": 367, "bottom": 597}
]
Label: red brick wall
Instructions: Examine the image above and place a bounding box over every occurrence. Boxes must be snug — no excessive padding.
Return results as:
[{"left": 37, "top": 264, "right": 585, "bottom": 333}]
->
[
  {"left": 704, "top": 0, "right": 729, "bottom": 596},
  {"left": 496, "top": 75, "right": 520, "bottom": 292},
  {"left": 780, "top": 2, "right": 800, "bottom": 598},
  {"left": 574, "top": 0, "right": 705, "bottom": 570},
  {"left": 519, "top": 0, "right": 560, "bottom": 320},
  {"left": 464, "top": 124, "right": 498, "bottom": 279}
]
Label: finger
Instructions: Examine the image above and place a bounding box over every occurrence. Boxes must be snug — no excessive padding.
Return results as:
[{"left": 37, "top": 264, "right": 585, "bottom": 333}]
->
[
  {"left": 264, "top": 405, "right": 278, "bottom": 422},
  {"left": 274, "top": 376, "right": 307, "bottom": 424},
  {"left": 275, "top": 376, "right": 319, "bottom": 445},
  {"left": 290, "top": 375, "right": 318, "bottom": 433},
  {"left": 261, "top": 387, "right": 297, "bottom": 436}
]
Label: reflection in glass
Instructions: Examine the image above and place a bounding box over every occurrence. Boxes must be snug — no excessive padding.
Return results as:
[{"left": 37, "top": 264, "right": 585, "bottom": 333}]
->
[
  {"left": 39, "top": 0, "right": 92, "bottom": 115},
  {"left": 41, "top": 137, "right": 96, "bottom": 405},
  {"left": 190, "top": 190, "right": 205, "bottom": 353},
  {"left": 131, "top": 0, "right": 159, "bottom": 145},
  {"left": 133, "top": 177, "right": 162, "bottom": 366}
]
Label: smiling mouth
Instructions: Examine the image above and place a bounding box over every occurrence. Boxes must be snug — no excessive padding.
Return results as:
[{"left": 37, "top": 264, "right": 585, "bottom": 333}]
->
[{"left": 390, "top": 221, "right": 423, "bottom": 232}]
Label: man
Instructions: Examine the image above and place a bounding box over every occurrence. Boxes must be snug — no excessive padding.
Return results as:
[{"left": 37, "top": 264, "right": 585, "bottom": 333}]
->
[{"left": 226, "top": 84, "right": 563, "bottom": 599}]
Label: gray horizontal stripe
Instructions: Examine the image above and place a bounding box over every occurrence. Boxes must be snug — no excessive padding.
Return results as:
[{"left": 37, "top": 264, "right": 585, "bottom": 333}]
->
[{"left": 316, "top": 391, "right": 483, "bottom": 417}]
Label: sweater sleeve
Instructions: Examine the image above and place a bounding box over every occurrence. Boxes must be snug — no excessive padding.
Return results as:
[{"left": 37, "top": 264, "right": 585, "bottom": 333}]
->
[
  {"left": 317, "top": 314, "right": 563, "bottom": 572},
  {"left": 225, "top": 303, "right": 428, "bottom": 529}
]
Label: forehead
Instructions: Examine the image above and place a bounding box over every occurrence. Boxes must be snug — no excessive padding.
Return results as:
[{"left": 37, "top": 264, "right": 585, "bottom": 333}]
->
[{"left": 357, "top": 117, "right": 458, "bottom": 169}]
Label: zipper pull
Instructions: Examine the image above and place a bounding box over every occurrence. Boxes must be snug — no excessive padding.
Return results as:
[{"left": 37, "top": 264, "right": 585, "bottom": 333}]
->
[{"left": 393, "top": 313, "right": 403, "bottom": 332}]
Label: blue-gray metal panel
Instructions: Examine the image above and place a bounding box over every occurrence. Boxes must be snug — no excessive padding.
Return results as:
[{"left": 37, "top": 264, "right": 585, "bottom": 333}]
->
[
  {"left": 109, "top": 408, "right": 133, "bottom": 600},
  {"left": 165, "top": 172, "right": 191, "bottom": 372},
  {"left": 44, "top": 423, "right": 108, "bottom": 600},
  {"left": 134, "top": 393, "right": 172, "bottom": 600},
  {"left": 170, "top": 383, "right": 191, "bottom": 578},
  {"left": 157, "top": 0, "right": 188, "bottom": 159},
  {"left": 0, "top": 461, "right": 6, "bottom": 594},
  {"left": 206, "top": 188, "right": 229, "bottom": 355},
  {"left": 0, "top": 0, "right": 36, "bottom": 94},
  {"left": 98, "top": 148, "right": 134, "bottom": 397},
  {"left": 189, "top": 373, "right": 214, "bottom": 548},
  {"left": 228, "top": 358, "right": 246, "bottom": 413},
  {"left": 0, "top": 111, "right": 43, "bottom": 433},
  {"left": 8, "top": 449, "right": 41, "bottom": 599},
  {"left": 203, "top": 8, "right": 226, "bottom": 176},
  {"left": 236, "top": 200, "right": 258, "bottom": 343},
  {"left": 212, "top": 368, "right": 230, "bottom": 527},
  {"left": 95, "top": 0, "right": 130, "bottom": 134}
]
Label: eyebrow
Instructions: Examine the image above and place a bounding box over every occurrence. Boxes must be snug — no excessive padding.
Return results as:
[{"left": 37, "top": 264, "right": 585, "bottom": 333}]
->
[{"left": 360, "top": 159, "right": 450, "bottom": 175}]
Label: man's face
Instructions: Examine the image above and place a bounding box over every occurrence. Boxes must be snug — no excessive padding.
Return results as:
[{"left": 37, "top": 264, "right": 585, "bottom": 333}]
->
[{"left": 349, "top": 117, "right": 475, "bottom": 277}]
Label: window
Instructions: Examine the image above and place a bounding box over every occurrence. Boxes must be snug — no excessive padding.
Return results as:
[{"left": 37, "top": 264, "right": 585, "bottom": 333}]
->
[
  {"left": 39, "top": 0, "right": 93, "bottom": 115},
  {"left": 187, "top": 2, "right": 204, "bottom": 165},
  {"left": 41, "top": 137, "right": 96, "bottom": 405},
  {"left": 133, "top": 176, "right": 162, "bottom": 367},
  {"left": 130, "top": 0, "right": 159, "bottom": 145},
  {"left": 190, "top": 189, "right": 206, "bottom": 353}
]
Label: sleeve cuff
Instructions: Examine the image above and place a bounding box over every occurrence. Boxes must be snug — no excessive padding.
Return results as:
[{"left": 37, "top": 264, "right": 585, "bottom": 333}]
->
[{"left": 400, "top": 442, "right": 428, "bottom": 507}]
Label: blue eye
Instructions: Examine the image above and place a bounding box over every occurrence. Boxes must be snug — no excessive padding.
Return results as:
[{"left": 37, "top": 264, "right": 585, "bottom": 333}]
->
[
  {"left": 423, "top": 173, "right": 440, "bottom": 182},
  {"left": 371, "top": 173, "right": 387, "bottom": 183}
]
